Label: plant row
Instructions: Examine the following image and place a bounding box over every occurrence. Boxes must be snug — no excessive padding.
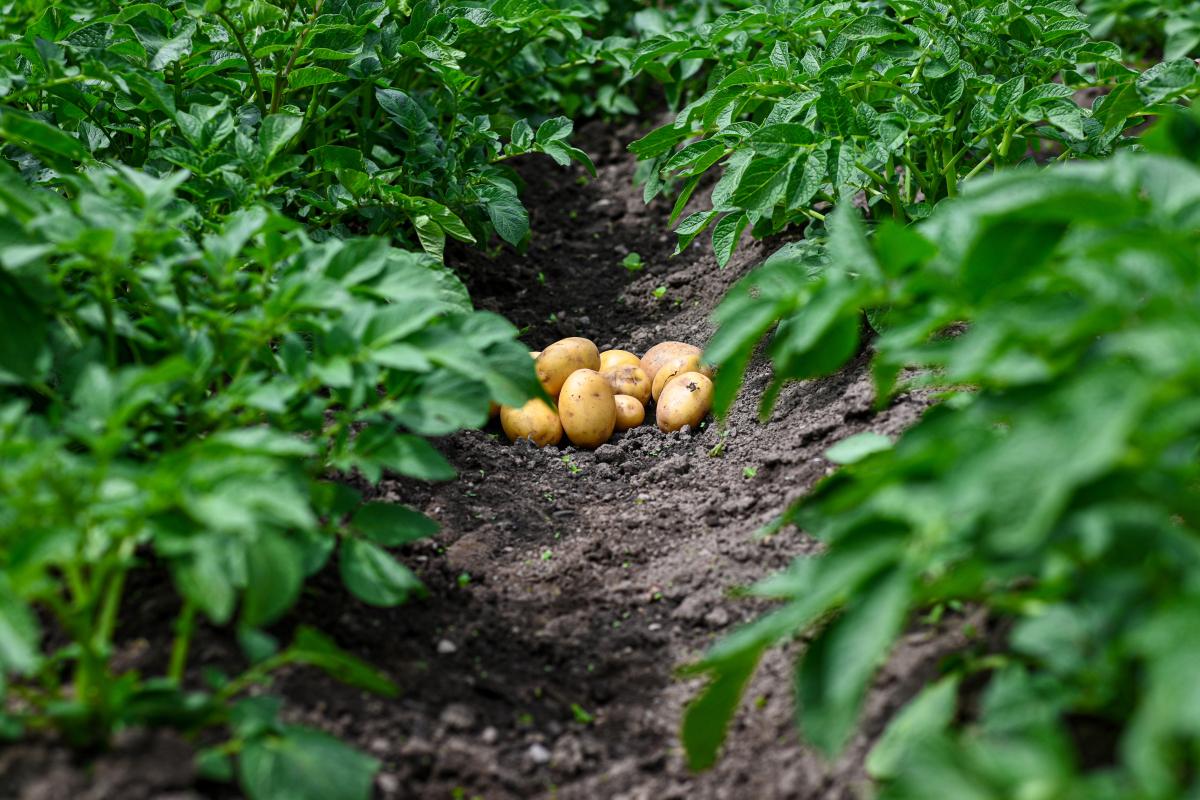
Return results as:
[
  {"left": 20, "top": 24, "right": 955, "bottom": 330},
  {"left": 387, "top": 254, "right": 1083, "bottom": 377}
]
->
[{"left": 678, "top": 30, "right": 1200, "bottom": 800}]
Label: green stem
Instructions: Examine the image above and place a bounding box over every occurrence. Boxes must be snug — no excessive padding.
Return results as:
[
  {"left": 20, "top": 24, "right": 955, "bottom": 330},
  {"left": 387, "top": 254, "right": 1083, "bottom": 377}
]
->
[
  {"left": 167, "top": 600, "right": 197, "bottom": 684},
  {"left": 999, "top": 120, "right": 1015, "bottom": 158},
  {"left": 270, "top": 0, "right": 325, "bottom": 115},
  {"left": 478, "top": 59, "right": 590, "bottom": 102},
  {"left": 217, "top": 11, "right": 267, "bottom": 117},
  {"left": 960, "top": 151, "right": 994, "bottom": 183},
  {"left": 942, "top": 136, "right": 957, "bottom": 198},
  {"left": 93, "top": 543, "right": 134, "bottom": 650},
  {"left": 301, "top": 79, "right": 376, "bottom": 142}
]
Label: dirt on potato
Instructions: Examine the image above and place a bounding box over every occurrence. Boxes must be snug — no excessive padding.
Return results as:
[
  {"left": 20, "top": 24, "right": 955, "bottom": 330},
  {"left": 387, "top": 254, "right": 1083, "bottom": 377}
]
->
[{"left": 0, "top": 117, "right": 987, "bottom": 800}]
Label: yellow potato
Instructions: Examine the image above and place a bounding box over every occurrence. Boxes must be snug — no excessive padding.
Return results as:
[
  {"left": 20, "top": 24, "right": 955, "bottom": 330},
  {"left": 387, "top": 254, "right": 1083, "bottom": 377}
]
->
[
  {"left": 640, "top": 341, "right": 702, "bottom": 385},
  {"left": 601, "top": 364, "right": 652, "bottom": 406},
  {"left": 530, "top": 350, "right": 541, "bottom": 359},
  {"left": 599, "top": 349, "right": 640, "bottom": 371},
  {"left": 558, "top": 369, "right": 616, "bottom": 448},
  {"left": 656, "top": 372, "right": 714, "bottom": 433},
  {"left": 535, "top": 337, "right": 600, "bottom": 398},
  {"left": 613, "top": 395, "right": 645, "bottom": 432},
  {"left": 500, "top": 399, "right": 563, "bottom": 448},
  {"left": 488, "top": 401, "right": 501, "bottom": 419},
  {"left": 651, "top": 353, "right": 714, "bottom": 403}
]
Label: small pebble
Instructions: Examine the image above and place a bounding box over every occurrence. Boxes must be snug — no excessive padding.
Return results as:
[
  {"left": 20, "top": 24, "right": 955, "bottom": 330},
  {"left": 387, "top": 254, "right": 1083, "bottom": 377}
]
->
[
  {"left": 529, "top": 743, "right": 552, "bottom": 764},
  {"left": 437, "top": 639, "right": 458, "bottom": 654},
  {"left": 704, "top": 607, "right": 730, "bottom": 628},
  {"left": 679, "top": 424, "right": 691, "bottom": 435},
  {"left": 579, "top": 316, "right": 590, "bottom": 325},
  {"left": 481, "top": 726, "right": 499, "bottom": 744}
]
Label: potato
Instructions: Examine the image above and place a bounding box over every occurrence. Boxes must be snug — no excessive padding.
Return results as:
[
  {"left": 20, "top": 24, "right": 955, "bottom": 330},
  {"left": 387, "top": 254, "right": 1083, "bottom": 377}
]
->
[
  {"left": 656, "top": 372, "right": 714, "bottom": 433},
  {"left": 613, "top": 395, "right": 645, "bottom": 432},
  {"left": 488, "top": 401, "right": 501, "bottom": 419},
  {"left": 530, "top": 350, "right": 541, "bottom": 359},
  {"left": 500, "top": 399, "right": 562, "bottom": 448},
  {"left": 650, "top": 353, "right": 714, "bottom": 402},
  {"left": 640, "top": 341, "right": 702, "bottom": 385},
  {"left": 535, "top": 337, "right": 600, "bottom": 397},
  {"left": 599, "top": 349, "right": 640, "bottom": 371},
  {"left": 601, "top": 364, "right": 652, "bottom": 406},
  {"left": 558, "top": 369, "right": 616, "bottom": 448}
]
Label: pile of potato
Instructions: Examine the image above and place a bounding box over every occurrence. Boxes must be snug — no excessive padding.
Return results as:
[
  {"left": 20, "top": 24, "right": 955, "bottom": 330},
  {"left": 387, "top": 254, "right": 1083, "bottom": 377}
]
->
[{"left": 496, "top": 338, "right": 715, "bottom": 449}]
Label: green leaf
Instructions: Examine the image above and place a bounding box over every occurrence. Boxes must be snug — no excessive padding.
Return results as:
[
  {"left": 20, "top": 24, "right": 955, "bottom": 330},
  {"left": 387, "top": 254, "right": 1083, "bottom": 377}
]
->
[
  {"left": 476, "top": 184, "right": 529, "bottom": 245},
  {"left": 797, "top": 568, "right": 911, "bottom": 756},
  {"left": 816, "top": 83, "right": 856, "bottom": 136},
  {"left": 673, "top": 210, "right": 719, "bottom": 254},
  {"left": 0, "top": 272, "right": 45, "bottom": 382},
  {"left": 260, "top": 114, "right": 302, "bottom": 161},
  {"left": 865, "top": 675, "right": 961, "bottom": 779},
  {"left": 366, "top": 433, "right": 456, "bottom": 480},
  {"left": 351, "top": 503, "right": 439, "bottom": 545},
  {"left": 239, "top": 728, "right": 378, "bottom": 800},
  {"left": 838, "top": 15, "right": 914, "bottom": 42},
  {"left": 340, "top": 537, "right": 423, "bottom": 607},
  {"left": 961, "top": 219, "right": 1067, "bottom": 300},
  {"left": 310, "top": 145, "right": 366, "bottom": 172},
  {"left": 1137, "top": 59, "right": 1199, "bottom": 105},
  {"left": 746, "top": 123, "right": 815, "bottom": 157},
  {"left": 0, "top": 573, "right": 39, "bottom": 675},
  {"left": 681, "top": 642, "right": 765, "bottom": 770},
  {"left": 0, "top": 108, "right": 90, "bottom": 169},
  {"left": 627, "top": 125, "right": 694, "bottom": 159},
  {"left": 535, "top": 116, "right": 573, "bottom": 143},
  {"left": 994, "top": 75, "right": 1026, "bottom": 118},
  {"left": 287, "top": 66, "right": 349, "bottom": 89},
  {"left": 825, "top": 432, "right": 893, "bottom": 464},
  {"left": 730, "top": 157, "right": 792, "bottom": 212},
  {"left": 287, "top": 626, "right": 399, "bottom": 698},
  {"left": 712, "top": 211, "right": 749, "bottom": 269},
  {"left": 786, "top": 149, "right": 827, "bottom": 210},
  {"left": 241, "top": 531, "right": 305, "bottom": 629}
]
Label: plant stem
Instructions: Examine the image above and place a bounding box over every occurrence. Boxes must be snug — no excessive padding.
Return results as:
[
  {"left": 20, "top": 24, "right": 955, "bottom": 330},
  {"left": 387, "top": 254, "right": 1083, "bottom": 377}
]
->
[
  {"left": 270, "top": 0, "right": 325, "bottom": 115},
  {"left": 960, "top": 151, "right": 994, "bottom": 183},
  {"left": 478, "top": 59, "right": 590, "bottom": 102},
  {"left": 217, "top": 11, "right": 267, "bottom": 117},
  {"left": 167, "top": 600, "right": 197, "bottom": 684}
]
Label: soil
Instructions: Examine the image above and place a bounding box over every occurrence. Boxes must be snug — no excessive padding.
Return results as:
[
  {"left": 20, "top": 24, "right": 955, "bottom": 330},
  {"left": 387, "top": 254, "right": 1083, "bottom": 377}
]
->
[{"left": 0, "top": 118, "right": 984, "bottom": 800}]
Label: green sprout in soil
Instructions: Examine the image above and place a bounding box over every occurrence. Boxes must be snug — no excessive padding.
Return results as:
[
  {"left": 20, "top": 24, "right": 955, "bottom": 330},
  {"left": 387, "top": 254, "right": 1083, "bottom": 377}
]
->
[{"left": 620, "top": 252, "right": 644, "bottom": 280}]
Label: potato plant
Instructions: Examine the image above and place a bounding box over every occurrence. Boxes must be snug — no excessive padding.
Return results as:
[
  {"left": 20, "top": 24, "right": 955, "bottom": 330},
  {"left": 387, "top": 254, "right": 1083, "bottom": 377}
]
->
[
  {"left": 0, "top": 160, "right": 541, "bottom": 796},
  {"left": 627, "top": 0, "right": 1200, "bottom": 265},
  {"left": 1084, "top": 0, "right": 1200, "bottom": 60},
  {"left": 0, "top": 0, "right": 634, "bottom": 259},
  {"left": 683, "top": 108, "right": 1200, "bottom": 799}
]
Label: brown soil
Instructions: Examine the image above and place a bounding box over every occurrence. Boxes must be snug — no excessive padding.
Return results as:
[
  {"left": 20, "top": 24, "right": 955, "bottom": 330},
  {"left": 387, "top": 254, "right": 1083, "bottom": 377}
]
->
[{"left": 0, "top": 119, "right": 981, "bottom": 800}]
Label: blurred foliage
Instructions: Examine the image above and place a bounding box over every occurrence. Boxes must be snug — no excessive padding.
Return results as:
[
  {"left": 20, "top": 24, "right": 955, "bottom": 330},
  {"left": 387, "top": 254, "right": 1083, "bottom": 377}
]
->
[
  {"left": 1083, "top": 0, "right": 1200, "bottom": 61},
  {"left": 685, "top": 107, "right": 1200, "bottom": 800}
]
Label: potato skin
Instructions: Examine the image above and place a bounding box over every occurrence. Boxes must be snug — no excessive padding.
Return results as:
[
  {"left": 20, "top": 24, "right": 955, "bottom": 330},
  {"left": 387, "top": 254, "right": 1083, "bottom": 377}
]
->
[
  {"left": 640, "top": 341, "right": 702, "bottom": 385},
  {"left": 599, "top": 349, "right": 641, "bottom": 371},
  {"left": 656, "top": 372, "right": 714, "bottom": 433},
  {"left": 558, "top": 369, "right": 616, "bottom": 448},
  {"left": 535, "top": 337, "right": 600, "bottom": 397},
  {"left": 650, "top": 353, "right": 714, "bottom": 402},
  {"left": 501, "top": 399, "right": 563, "bottom": 447},
  {"left": 530, "top": 350, "right": 541, "bottom": 359},
  {"left": 601, "top": 364, "right": 652, "bottom": 406},
  {"left": 613, "top": 395, "right": 645, "bottom": 431}
]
